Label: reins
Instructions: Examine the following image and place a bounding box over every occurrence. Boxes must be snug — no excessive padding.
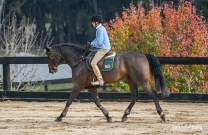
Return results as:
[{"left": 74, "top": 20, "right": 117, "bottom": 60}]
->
[
  {"left": 62, "top": 50, "right": 84, "bottom": 63},
  {"left": 50, "top": 46, "right": 88, "bottom": 66},
  {"left": 75, "top": 48, "right": 88, "bottom": 65}
]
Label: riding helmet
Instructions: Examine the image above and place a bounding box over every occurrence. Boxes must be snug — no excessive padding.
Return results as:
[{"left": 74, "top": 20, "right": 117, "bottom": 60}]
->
[{"left": 91, "top": 14, "right": 103, "bottom": 23}]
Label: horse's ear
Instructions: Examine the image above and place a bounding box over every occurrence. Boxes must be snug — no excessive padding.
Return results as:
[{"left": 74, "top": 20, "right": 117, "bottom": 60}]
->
[{"left": 45, "top": 46, "right": 51, "bottom": 53}]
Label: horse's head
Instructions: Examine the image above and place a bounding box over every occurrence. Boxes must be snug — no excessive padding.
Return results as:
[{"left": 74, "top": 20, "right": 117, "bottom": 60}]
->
[{"left": 45, "top": 46, "right": 63, "bottom": 74}]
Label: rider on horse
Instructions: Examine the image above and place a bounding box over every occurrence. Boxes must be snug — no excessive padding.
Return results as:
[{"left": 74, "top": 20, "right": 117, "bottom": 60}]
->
[{"left": 87, "top": 14, "right": 111, "bottom": 86}]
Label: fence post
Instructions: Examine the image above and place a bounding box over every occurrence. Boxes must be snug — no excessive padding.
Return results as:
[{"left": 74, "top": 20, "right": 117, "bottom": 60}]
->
[
  {"left": 44, "top": 85, "right": 48, "bottom": 91},
  {"left": 3, "top": 64, "right": 11, "bottom": 91}
]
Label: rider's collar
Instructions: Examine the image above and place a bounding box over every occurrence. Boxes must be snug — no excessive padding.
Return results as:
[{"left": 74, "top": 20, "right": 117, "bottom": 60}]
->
[{"left": 96, "top": 24, "right": 102, "bottom": 29}]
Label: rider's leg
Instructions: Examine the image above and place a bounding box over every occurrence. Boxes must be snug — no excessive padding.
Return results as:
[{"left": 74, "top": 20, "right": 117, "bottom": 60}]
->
[
  {"left": 91, "top": 49, "right": 109, "bottom": 86},
  {"left": 92, "top": 65, "right": 104, "bottom": 85}
]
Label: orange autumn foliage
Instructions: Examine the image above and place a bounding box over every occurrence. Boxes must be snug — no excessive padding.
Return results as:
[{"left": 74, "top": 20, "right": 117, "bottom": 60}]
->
[{"left": 104, "top": 1, "right": 208, "bottom": 93}]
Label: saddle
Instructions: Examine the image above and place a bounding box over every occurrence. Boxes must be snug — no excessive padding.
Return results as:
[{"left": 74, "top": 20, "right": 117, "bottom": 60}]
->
[{"left": 86, "top": 48, "right": 116, "bottom": 71}]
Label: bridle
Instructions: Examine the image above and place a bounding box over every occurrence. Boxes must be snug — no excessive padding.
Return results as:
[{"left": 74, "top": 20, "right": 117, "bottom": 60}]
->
[{"left": 47, "top": 47, "right": 87, "bottom": 68}]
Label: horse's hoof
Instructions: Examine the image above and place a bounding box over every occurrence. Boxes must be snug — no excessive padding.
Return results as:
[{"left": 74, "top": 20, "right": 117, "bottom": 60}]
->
[
  {"left": 121, "top": 116, "right": 128, "bottom": 122},
  {"left": 55, "top": 116, "right": 62, "bottom": 122},
  {"left": 107, "top": 117, "right": 112, "bottom": 123},
  {"left": 160, "top": 114, "right": 165, "bottom": 122}
]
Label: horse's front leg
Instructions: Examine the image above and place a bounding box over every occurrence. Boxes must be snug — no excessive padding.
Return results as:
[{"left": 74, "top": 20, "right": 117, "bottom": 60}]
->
[
  {"left": 55, "top": 84, "right": 82, "bottom": 122},
  {"left": 88, "top": 89, "right": 112, "bottom": 123}
]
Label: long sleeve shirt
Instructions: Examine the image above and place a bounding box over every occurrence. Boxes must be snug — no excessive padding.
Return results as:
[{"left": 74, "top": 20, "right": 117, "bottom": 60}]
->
[{"left": 91, "top": 24, "right": 111, "bottom": 50}]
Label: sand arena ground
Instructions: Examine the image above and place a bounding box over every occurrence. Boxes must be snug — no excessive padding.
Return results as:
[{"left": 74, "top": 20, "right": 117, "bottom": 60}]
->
[{"left": 0, "top": 101, "right": 207, "bottom": 135}]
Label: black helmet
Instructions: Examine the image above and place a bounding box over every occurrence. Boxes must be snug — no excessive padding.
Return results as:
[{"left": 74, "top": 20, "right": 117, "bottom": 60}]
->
[{"left": 91, "top": 14, "right": 103, "bottom": 23}]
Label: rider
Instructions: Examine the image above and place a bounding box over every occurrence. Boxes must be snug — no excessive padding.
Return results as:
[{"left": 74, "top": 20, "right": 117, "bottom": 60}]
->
[{"left": 87, "top": 14, "right": 111, "bottom": 86}]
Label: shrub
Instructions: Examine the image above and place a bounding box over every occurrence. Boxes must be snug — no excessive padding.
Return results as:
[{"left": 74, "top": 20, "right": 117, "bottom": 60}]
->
[
  {"left": 0, "top": 13, "right": 52, "bottom": 91},
  {"left": 104, "top": 1, "right": 208, "bottom": 93}
]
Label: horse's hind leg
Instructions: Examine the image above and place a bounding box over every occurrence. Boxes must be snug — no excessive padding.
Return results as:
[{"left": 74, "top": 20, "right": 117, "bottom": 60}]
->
[
  {"left": 88, "top": 89, "right": 112, "bottom": 123},
  {"left": 122, "top": 78, "right": 138, "bottom": 122},
  {"left": 141, "top": 83, "right": 165, "bottom": 121}
]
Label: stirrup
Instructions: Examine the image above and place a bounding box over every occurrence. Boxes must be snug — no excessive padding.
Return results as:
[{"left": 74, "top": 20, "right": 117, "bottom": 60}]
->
[
  {"left": 91, "top": 81, "right": 100, "bottom": 86},
  {"left": 91, "top": 78, "right": 104, "bottom": 86}
]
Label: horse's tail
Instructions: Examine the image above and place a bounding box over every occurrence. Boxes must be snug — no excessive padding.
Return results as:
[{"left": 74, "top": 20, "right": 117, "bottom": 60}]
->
[{"left": 145, "top": 54, "right": 170, "bottom": 97}]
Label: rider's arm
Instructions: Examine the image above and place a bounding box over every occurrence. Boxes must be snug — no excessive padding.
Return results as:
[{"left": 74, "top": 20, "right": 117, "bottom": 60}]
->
[{"left": 91, "top": 28, "right": 103, "bottom": 48}]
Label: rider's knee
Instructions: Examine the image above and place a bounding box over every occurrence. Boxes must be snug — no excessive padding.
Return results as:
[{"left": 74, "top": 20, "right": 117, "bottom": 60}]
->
[{"left": 90, "top": 62, "right": 97, "bottom": 67}]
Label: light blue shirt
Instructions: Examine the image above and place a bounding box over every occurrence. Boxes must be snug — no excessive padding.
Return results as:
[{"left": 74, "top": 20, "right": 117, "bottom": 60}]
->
[{"left": 91, "top": 24, "right": 111, "bottom": 50}]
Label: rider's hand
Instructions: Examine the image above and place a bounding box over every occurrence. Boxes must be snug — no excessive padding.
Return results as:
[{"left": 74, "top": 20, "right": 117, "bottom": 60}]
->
[{"left": 86, "top": 42, "right": 91, "bottom": 49}]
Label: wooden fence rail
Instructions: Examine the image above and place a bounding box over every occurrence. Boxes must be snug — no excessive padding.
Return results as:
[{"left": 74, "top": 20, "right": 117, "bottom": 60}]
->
[
  {"left": 0, "top": 57, "right": 208, "bottom": 91},
  {"left": 12, "top": 78, "right": 73, "bottom": 91},
  {"left": 0, "top": 57, "right": 208, "bottom": 64},
  {"left": 1, "top": 91, "right": 208, "bottom": 102}
]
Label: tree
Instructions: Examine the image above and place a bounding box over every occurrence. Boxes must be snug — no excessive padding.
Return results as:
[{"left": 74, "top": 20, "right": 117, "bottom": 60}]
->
[
  {"left": 3, "top": 0, "right": 208, "bottom": 46},
  {"left": 193, "top": 0, "right": 208, "bottom": 19},
  {"left": 0, "top": 0, "right": 5, "bottom": 14},
  {"left": 3, "top": 0, "right": 134, "bottom": 45}
]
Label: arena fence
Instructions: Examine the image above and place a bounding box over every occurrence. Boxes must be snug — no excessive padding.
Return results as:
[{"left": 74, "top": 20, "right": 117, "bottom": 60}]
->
[
  {"left": 1, "top": 91, "right": 208, "bottom": 102},
  {"left": 0, "top": 57, "right": 208, "bottom": 102}
]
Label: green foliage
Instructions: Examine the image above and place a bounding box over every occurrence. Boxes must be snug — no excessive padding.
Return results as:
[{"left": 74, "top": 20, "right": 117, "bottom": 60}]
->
[{"left": 108, "top": 79, "right": 129, "bottom": 92}]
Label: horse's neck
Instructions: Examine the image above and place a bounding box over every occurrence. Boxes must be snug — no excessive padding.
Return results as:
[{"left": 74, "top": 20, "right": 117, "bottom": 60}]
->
[
  {"left": 62, "top": 46, "right": 82, "bottom": 68},
  {"left": 62, "top": 47, "right": 77, "bottom": 56}
]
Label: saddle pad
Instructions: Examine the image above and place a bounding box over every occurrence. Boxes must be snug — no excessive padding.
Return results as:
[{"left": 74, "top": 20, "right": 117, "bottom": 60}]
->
[{"left": 86, "top": 51, "right": 116, "bottom": 71}]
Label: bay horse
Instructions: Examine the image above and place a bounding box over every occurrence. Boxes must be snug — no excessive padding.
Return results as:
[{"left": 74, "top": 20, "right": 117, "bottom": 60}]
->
[{"left": 45, "top": 43, "right": 170, "bottom": 123}]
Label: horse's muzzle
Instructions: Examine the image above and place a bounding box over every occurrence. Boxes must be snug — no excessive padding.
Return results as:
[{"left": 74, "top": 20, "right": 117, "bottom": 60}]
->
[{"left": 49, "top": 67, "right": 58, "bottom": 74}]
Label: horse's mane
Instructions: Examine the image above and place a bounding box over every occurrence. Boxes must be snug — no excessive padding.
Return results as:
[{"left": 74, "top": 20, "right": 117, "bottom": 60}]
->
[{"left": 50, "top": 43, "right": 85, "bottom": 52}]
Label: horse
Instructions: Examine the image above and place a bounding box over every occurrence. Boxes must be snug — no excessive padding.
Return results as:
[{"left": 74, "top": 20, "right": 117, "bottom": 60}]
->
[{"left": 45, "top": 43, "right": 170, "bottom": 123}]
